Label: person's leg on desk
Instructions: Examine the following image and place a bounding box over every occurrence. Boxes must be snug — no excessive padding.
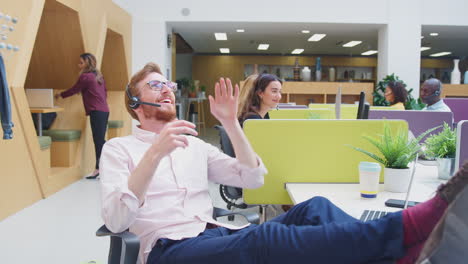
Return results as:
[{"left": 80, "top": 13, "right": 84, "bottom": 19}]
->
[
  {"left": 149, "top": 212, "right": 404, "bottom": 264},
  {"left": 269, "top": 196, "right": 357, "bottom": 225}
]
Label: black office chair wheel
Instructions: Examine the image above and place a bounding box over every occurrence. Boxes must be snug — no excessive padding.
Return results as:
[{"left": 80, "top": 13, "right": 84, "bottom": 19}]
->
[{"left": 219, "top": 184, "right": 248, "bottom": 210}]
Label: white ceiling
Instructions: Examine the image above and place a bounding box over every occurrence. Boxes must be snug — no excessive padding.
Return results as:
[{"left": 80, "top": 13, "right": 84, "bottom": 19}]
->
[{"left": 171, "top": 22, "right": 468, "bottom": 57}]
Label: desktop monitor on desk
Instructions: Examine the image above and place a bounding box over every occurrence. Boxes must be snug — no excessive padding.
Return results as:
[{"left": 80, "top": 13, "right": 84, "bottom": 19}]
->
[{"left": 356, "top": 92, "right": 369, "bottom": 119}]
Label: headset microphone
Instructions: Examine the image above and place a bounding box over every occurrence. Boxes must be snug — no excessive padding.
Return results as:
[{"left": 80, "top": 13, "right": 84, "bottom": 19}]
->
[{"left": 126, "top": 85, "right": 161, "bottom": 109}]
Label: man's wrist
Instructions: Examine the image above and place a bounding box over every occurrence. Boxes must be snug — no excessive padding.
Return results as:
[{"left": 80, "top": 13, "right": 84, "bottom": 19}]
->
[{"left": 220, "top": 119, "right": 241, "bottom": 131}]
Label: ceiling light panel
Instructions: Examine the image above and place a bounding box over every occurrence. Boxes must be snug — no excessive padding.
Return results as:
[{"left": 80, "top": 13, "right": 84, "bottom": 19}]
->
[
  {"left": 258, "top": 44, "right": 269, "bottom": 50},
  {"left": 361, "top": 50, "right": 378, "bottom": 56},
  {"left": 301, "top": 30, "right": 310, "bottom": 34},
  {"left": 214, "top": 33, "right": 227, "bottom": 40},
  {"left": 219, "top": 48, "right": 230, "bottom": 54},
  {"left": 420, "top": 47, "right": 431, "bottom": 51},
  {"left": 308, "top": 34, "right": 326, "bottom": 42},
  {"left": 236, "top": 29, "right": 245, "bottom": 33},
  {"left": 343, "top": 41, "right": 362, "bottom": 47},
  {"left": 429, "top": 33, "right": 439, "bottom": 36},
  {"left": 291, "top": 49, "right": 304, "bottom": 54},
  {"left": 430, "top": 51, "right": 451, "bottom": 57}
]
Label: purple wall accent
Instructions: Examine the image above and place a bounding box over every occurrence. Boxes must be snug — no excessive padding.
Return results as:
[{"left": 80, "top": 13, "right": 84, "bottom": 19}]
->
[
  {"left": 369, "top": 110, "right": 453, "bottom": 142},
  {"left": 456, "top": 121, "right": 468, "bottom": 169},
  {"left": 443, "top": 98, "right": 468, "bottom": 123}
]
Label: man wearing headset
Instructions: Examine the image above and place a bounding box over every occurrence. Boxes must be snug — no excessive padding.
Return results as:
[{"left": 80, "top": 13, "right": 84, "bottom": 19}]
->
[
  {"left": 420, "top": 78, "right": 452, "bottom": 112},
  {"left": 99, "top": 63, "right": 468, "bottom": 264}
]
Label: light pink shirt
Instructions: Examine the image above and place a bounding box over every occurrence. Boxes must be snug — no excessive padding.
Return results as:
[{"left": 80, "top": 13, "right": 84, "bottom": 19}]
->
[{"left": 100, "top": 126, "right": 266, "bottom": 263}]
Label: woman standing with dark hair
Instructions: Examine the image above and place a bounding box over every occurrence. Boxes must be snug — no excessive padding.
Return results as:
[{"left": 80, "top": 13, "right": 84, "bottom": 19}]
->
[
  {"left": 238, "top": 74, "right": 282, "bottom": 126},
  {"left": 384, "top": 81, "right": 408, "bottom": 110},
  {"left": 55, "top": 53, "right": 109, "bottom": 179}
]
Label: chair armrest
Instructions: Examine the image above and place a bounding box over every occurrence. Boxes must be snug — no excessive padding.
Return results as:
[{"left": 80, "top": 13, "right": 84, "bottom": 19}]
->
[
  {"left": 96, "top": 225, "right": 140, "bottom": 264},
  {"left": 213, "top": 207, "right": 260, "bottom": 225}
]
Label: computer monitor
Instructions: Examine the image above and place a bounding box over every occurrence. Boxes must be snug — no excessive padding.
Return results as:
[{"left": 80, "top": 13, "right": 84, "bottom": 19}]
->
[{"left": 356, "top": 92, "right": 369, "bottom": 119}]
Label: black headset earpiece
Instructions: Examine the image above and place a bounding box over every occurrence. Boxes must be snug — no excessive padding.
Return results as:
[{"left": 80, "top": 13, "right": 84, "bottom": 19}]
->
[
  {"left": 434, "top": 80, "right": 441, "bottom": 96},
  {"left": 126, "top": 85, "right": 140, "bottom": 109},
  {"left": 125, "top": 84, "right": 161, "bottom": 109}
]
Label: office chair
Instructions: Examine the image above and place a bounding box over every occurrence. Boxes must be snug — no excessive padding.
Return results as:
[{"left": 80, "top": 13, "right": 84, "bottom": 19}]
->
[
  {"left": 214, "top": 125, "right": 250, "bottom": 211},
  {"left": 96, "top": 207, "right": 259, "bottom": 264}
]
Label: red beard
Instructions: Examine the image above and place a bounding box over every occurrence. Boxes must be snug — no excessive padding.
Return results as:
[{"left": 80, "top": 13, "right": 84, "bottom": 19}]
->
[{"left": 142, "top": 104, "right": 176, "bottom": 122}]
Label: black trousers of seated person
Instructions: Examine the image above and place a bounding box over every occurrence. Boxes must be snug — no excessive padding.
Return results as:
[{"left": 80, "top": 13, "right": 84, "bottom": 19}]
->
[
  {"left": 148, "top": 197, "right": 405, "bottom": 264},
  {"left": 89, "top": 110, "right": 109, "bottom": 169}
]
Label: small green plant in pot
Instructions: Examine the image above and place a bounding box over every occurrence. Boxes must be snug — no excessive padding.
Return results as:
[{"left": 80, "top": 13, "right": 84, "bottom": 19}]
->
[
  {"left": 424, "top": 122, "right": 457, "bottom": 180},
  {"left": 199, "top": 85, "right": 207, "bottom": 98},
  {"left": 349, "top": 122, "right": 438, "bottom": 192}
]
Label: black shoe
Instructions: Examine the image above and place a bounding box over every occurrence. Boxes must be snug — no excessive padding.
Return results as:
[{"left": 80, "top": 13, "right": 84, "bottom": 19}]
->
[{"left": 86, "top": 173, "right": 99, "bottom": 180}]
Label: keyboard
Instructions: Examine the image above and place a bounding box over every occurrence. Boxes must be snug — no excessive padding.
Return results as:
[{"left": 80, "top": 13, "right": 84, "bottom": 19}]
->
[{"left": 360, "top": 210, "right": 389, "bottom": 222}]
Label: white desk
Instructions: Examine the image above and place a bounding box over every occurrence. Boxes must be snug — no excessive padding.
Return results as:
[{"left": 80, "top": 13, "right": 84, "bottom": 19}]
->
[{"left": 286, "top": 164, "right": 443, "bottom": 219}]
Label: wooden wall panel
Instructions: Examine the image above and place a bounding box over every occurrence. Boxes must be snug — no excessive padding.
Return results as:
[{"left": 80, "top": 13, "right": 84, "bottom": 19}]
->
[
  {"left": 0, "top": 0, "right": 132, "bottom": 220},
  {"left": 102, "top": 29, "right": 129, "bottom": 91},
  {"left": 25, "top": 0, "right": 84, "bottom": 90},
  {"left": 0, "top": 0, "right": 46, "bottom": 221},
  {"left": 107, "top": 91, "right": 132, "bottom": 137}
]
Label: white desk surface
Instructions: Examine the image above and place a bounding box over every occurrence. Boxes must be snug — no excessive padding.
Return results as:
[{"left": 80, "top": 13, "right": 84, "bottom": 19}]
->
[{"left": 286, "top": 163, "right": 443, "bottom": 219}]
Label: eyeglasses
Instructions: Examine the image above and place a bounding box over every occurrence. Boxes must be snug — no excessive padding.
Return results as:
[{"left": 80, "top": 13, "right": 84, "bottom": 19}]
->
[{"left": 146, "top": 80, "right": 178, "bottom": 92}]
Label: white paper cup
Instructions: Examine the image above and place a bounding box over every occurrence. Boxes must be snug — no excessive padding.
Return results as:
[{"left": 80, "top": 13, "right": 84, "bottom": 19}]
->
[{"left": 359, "top": 162, "right": 381, "bottom": 198}]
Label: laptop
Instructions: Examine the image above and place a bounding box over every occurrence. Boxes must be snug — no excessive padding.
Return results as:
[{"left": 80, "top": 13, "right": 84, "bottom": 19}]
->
[
  {"left": 359, "top": 157, "right": 419, "bottom": 222},
  {"left": 25, "top": 88, "right": 55, "bottom": 108}
]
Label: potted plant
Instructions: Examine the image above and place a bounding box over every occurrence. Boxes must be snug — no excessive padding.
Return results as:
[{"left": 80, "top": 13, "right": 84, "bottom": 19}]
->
[
  {"left": 424, "top": 122, "right": 457, "bottom": 180},
  {"left": 176, "top": 77, "right": 190, "bottom": 97},
  {"left": 349, "top": 122, "right": 438, "bottom": 192},
  {"left": 188, "top": 81, "right": 197, "bottom": 98},
  {"left": 199, "top": 85, "right": 207, "bottom": 99}
]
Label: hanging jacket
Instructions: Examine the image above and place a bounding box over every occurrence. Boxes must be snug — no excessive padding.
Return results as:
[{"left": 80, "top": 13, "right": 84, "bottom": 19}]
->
[{"left": 0, "top": 55, "right": 13, "bottom": 139}]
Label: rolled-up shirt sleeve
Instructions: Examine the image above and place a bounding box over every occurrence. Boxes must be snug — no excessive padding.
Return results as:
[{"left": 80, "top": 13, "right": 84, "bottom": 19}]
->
[
  {"left": 100, "top": 140, "right": 141, "bottom": 233},
  {"left": 206, "top": 143, "right": 267, "bottom": 189}
]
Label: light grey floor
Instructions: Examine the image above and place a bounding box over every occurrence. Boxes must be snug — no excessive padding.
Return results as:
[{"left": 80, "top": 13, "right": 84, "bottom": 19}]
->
[{"left": 0, "top": 128, "right": 281, "bottom": 264}]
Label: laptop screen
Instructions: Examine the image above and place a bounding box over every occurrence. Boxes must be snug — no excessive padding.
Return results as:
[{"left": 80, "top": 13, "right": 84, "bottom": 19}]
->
[{"left": 26, "top": 88, "right": 55, "bottom": 108}]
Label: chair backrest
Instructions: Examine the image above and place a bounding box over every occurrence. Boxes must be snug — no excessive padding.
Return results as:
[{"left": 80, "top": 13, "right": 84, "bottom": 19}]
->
[
  {"left": 443, "top": 98, "right": 468, "bottom": 123},
  {"left": 369, "top": 110, "right": 453, "bottom": 142},
  {"left": 456, "top": 120, "right": 468, "bottom": 170},
  {"left": 242, "top": 119, "right": 407, "bottom": 205},
  {"left": 214, "top": 125, "right": 235, "bottom": 158}
]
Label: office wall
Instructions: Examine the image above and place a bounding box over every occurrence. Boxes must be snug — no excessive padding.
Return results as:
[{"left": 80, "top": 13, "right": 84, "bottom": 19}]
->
[
  {"left": 176, "top": 54, "right": 193, "bottom": 80},
  {"left": 121, "top": 0, "right": 467, "bottom": 102},
  {"left": 0, "top": 0, "right": 132, "bottom": 220}
]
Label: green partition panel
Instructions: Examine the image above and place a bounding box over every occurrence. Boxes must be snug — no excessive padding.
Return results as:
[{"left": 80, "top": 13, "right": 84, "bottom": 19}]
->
[
  {"left": 307, "top": 104, "right": 398, "bottom": 119},
  {"left": 268, "top": 109, "right": 333, "bottom": 119},
  {"left": 243, "top": 119, "right": 408, "bottom": 205}
]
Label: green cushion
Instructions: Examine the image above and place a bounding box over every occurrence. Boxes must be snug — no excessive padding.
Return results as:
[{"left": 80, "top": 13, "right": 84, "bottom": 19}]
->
[
  {"left": 42, "top": 129, "right": 81, "bottom": 142},
  {"left": 108, "top": 120, "right": 124, "bottom": 128},
  {"left": 38, "top": 136, "right": 52, "bottom": 150}
]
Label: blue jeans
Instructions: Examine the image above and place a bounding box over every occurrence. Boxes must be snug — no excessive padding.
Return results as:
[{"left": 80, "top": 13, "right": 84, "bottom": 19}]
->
[{"left": 148, "top": 197, "right": 405, "bottom": 264}]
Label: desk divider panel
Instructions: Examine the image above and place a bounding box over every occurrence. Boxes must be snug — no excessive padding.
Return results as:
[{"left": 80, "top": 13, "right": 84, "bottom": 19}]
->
[
  {"left": 369, "top": 110, "right": 453, "bottom": 142},
  {"left": 456, "top": 121, "right": 468, "bottom": 170},
  {"left": 269, "top": 109, "right": 333, "bottom": 120},
  {"left": 443, "top": 98, "right": 468, "bottom": 124},
  {"left": 243, "top": 119, "right": 408, "bottom": 205}
]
